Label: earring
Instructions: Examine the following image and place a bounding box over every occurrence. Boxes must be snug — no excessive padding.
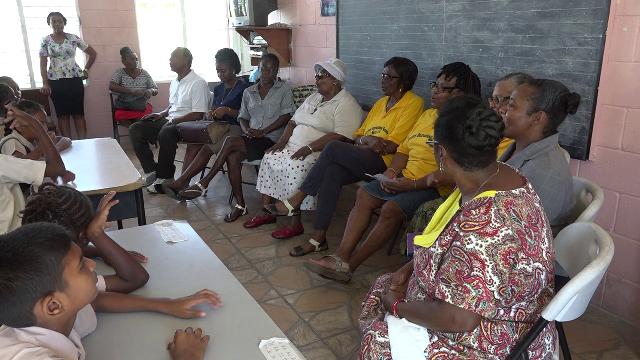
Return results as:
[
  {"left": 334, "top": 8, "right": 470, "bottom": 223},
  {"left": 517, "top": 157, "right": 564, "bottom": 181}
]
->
[{"left": 439, "top": 162, "right": 445, "bottom": 173}]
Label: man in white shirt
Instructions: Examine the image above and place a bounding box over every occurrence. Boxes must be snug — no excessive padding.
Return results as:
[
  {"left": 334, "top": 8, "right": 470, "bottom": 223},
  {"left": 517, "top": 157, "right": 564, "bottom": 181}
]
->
[
  {"left": 128, "top": 47, "right": 209, "bottom": 192},
  {"left": 0, "top": 106, "right": 71, "bottom": 234}
]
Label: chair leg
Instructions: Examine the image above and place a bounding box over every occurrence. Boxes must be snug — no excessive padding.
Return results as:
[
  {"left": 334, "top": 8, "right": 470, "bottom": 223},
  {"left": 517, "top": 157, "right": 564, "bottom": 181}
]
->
[
  {"left": 556, "top": 322, "right": 571, "bottom": 360},
  {"left": 113, "top": 122, "right": 120, "bottom": 143}
]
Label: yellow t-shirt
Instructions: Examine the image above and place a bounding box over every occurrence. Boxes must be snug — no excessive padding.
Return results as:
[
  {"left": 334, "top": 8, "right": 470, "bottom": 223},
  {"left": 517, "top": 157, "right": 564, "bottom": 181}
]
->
[
  {"left": 354, "top": 91, "right": 424, "bottom": 166},
  {"left": 397, "top": 108, "right": 438, "bottom": 181},
  {"left": 413, "top": 189, "right": 497, "bottom": 248},
  {"left": 497, "top": 137, "right": 514, "bottom": 157}
]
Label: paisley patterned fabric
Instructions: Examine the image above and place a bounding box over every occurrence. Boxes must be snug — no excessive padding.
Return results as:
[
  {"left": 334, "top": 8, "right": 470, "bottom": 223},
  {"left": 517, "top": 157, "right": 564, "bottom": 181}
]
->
[
  {"left": 359, "top": 179, "right": 557, "bottom": 359},
  {"left": 39, "top": 34, "right": 88, "bottom": 80}
]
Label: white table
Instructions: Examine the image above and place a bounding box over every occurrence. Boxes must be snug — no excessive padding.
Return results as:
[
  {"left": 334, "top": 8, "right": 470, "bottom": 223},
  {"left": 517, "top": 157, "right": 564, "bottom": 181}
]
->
[
  {"left": 83, "top": 222, "right": 287, "bottom": 360},
  {"left": 60, "top": 138, "right": 146, "bottom": 227}
]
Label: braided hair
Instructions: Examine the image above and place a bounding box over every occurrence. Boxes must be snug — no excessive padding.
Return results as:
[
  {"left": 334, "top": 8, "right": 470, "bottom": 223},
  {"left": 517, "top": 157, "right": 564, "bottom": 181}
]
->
[
  {"left": 21, "top": 183, "right": 94, "bottom": 238},
  {"left": 46, "top": 12, "right": 67, "bottom": 25},
  {"left": 526, "top": 79, "right": 581, "bottom": 137},
  {"left": 1, "top": 83, "right": 16, "bottom": 137},
  {"left": 435, "top": 95, "right": 504, "bottom": 171},
  {"left": 437, "top": 62, "right": 481, "bottom": 97}
]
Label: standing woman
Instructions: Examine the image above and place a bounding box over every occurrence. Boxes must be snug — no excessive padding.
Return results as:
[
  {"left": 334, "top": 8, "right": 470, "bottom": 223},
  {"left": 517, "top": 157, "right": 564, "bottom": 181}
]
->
[{"left": 39, "top": 12, "right": 97, "bottom": 139}]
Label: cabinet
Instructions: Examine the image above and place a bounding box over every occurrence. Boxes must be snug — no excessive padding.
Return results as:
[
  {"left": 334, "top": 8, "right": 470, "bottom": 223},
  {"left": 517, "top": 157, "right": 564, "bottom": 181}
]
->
[{"left": 233, "top": 26, "right": 292, "bottom": 67}]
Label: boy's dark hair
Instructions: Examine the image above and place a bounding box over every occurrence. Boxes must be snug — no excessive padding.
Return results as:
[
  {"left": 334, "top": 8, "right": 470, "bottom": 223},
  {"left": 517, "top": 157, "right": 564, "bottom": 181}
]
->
[
  {"left": 215, "top": 48, "right": 242, "bottom": 74},
  {"left": 498, "top": 72, "right": 533, "bottom": 86},
  {"left": 46, "top": 12, "right": 67, "bottom": 25},
  {"left": 120, "top": 46, "right": 134, "bottom": 59},
  {"left": 435, "top": 95, "right": 504, "bottom": 171},
  {"left": 261, "top": 53, "right": 280, "bottom": 69},
  {"left": 0, "top": 223, "right": 73, "bottom": 327},
  {"left": 16, "top": 99, "right": 45, "bottom": 116},
  {"left": 526, "top": 78, "right": 581, "bottom": 137},
  {"left": 1, "top": 83, "right": 17, "bottom": 136},
  {"left": 0, "top": 76, "right": 19, "bottom": 92},
  {"left": 384, "top": 57, "right": 419, "bottom": 91},
  {"left": 22, "top": 183, "right": 94, "bottom": 238},
  {"left": 437, "top": 62, "right": 482, "bottom": 97}
]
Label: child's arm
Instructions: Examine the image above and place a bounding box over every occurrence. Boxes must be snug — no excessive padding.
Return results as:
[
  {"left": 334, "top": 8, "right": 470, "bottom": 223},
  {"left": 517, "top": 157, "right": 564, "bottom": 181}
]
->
[
  {"left": 92, "top": 289, "right": 222, "bottom": 318},
  {"left": 6, "top": 106, "right": 69, "bottom": 180},
  {"left": 54, "top": 135, "right": 71, "bottom": 152},
  {"left": 86, "top": 191, "right": 149, "bottom": 293}
]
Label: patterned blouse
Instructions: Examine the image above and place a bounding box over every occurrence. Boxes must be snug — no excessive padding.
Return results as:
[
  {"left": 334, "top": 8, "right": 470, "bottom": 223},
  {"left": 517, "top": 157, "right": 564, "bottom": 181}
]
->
[
  {"left": 360, "top": 178, "right": 557, "bottom": 359},
  {"left": 39, "top": 34, "right": 88, "bottom": 80},
  {"left": 110, "top": 68, "right": 158, "bottom": 104}
]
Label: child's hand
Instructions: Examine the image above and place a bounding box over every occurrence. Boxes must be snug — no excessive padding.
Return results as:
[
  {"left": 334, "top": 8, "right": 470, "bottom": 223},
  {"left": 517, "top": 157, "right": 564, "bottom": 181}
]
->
[
  {"left": 86, "top": 191, "right": 119, "bottom": 238},
  {"left": 164, "top": 289, "right": 222, "bottom": 318},
  {"left": 127, "top": 250, "right": 148, "bottom": 263},
  {"left": 168, "top": 327, "right": 210, "bottom": 360},
  {"left": 61, "top": 170, "right": 76, "bottom": 183}
]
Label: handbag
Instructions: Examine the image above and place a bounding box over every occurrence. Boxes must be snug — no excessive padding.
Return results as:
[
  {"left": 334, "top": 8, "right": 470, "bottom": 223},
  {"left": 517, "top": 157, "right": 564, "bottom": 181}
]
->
[
  {"left": 176, "top": 120, "right": 231, "bottom": 144},
  {"left": 114, "top": 96, "right": 148, "bottom": 111}
]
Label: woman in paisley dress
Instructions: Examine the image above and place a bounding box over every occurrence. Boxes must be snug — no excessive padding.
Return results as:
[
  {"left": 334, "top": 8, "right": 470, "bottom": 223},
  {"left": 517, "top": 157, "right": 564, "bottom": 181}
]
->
[
  {"left": 359, "top": 95, "right": 557, "bottom": 359},
  {"left": 39, "top": 12, "right": 97, "bottom": 139}
]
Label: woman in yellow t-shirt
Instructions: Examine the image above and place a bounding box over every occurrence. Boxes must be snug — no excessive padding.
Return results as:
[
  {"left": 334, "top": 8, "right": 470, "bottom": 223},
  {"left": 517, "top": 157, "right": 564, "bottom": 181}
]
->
[
  {"left": 263, "top": 57, "right": 423, "bottom": 256},
  {"left": 304, "top": 62, "right": 483, "bottom": 281}
]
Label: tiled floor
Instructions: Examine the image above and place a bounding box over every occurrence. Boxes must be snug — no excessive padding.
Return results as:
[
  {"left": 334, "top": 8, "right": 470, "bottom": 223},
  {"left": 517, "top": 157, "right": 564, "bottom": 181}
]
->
[{"left": 117, "top": 143, "right": 640, "bottom": 359}]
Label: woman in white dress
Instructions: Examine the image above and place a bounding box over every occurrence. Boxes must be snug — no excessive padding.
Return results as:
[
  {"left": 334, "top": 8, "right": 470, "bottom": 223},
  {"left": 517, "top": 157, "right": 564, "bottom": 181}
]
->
[{"left": 245, "top": 58, "right": 364, "bottom": 247}]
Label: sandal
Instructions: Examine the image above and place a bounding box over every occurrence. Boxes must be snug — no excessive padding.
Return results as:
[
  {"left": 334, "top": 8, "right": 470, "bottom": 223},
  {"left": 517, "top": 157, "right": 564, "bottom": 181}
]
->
[
  {"left": 290, "top": 238, "right": 328, "bottom": 257},
  {"left": 162, "top": 183, "right": 185, "bottom": 201},
  {"left": 178, "top": 182, "right": 206, "bottom": 200},
  {"left": 264, "top": 199, "right": 300, "bottom": 217},
  {"left": 224, "top": 204, "right": 248, "bottom": 223},
  {"left": 304, "top": 255, "right": 352, "bottom": 282}
]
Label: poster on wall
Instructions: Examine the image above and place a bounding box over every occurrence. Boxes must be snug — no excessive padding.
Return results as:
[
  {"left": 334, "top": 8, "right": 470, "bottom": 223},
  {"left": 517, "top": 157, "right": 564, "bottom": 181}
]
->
[{"left": 321, "top": 0, "right": 336, "bottom": 16}]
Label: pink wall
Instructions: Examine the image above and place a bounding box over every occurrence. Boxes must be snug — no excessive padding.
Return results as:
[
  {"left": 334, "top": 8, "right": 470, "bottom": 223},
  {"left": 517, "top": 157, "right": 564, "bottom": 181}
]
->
[
  {"left": 77, "top": 0, "right": 168, "bottom": 139},
  {"left": 573, "top": 0, "right": 640, "bottom": 327},
  {"left": 270, "top": 0, "right": 337, "bottom": 86}
]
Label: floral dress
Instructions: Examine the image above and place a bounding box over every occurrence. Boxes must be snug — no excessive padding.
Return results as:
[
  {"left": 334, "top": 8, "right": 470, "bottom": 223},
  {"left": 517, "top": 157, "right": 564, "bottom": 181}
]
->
[
  {"left": 359, "top": 179, "right": 557, "bottom": 359},
  {"left": 39, "top": 34, "right": 88, "bottom": 80}
]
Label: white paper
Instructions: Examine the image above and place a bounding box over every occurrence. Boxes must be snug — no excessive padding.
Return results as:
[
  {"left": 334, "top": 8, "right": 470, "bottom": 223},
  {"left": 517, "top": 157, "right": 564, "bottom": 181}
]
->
[
  {"left": 259, "top": 338, "right": 306, "bottom": 360},
  {"left": 385, "top": 313, "right": 430, "bottom": 360},
  {"left": 154, "top": 220, "right": 188, "bottom": 243},
  {"left": 365, "top": 173, "right": 397, "bottom": 183}
]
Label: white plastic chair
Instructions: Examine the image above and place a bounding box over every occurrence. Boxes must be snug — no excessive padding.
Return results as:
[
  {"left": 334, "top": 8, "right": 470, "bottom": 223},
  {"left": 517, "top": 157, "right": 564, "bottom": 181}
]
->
[
  {"left": 508, "top": 222, "right": 615, "bottom": 360},
  {"left": 568, "top": 176, "right": 604, "bottom": 223}
]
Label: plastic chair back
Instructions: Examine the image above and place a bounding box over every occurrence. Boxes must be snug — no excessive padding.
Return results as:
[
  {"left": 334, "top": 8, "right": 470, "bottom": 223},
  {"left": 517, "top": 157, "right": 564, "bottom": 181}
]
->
[
  {"left": 568, "top": 176, "right": 604, "bottom": 223},
  {"left": 543, "top": 223, "right": 614, "bottom": 322}
]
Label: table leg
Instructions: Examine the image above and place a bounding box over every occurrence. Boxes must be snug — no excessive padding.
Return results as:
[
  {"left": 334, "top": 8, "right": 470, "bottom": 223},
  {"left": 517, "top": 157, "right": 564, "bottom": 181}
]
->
[
  {"left": 117, "top": 220, "right": 123, "bottom": 229},
  {"left": 135, "top": 188, "right": 147, "bottom": 226}
]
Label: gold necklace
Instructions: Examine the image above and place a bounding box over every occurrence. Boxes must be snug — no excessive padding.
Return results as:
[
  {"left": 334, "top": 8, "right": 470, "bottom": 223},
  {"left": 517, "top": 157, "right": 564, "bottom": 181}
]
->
[{"left": 464, "top": 165, "right": 500, "bottom": 205}]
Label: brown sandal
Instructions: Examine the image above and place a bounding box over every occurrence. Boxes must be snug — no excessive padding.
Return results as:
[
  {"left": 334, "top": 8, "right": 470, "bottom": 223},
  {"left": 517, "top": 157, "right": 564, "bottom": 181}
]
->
[
  {"left": 224, "top": 204, "right": 248, "bottom": 223},
  {"left": 304, "top": 255, "right": 352, "bottom": 282},
  {"left": 290, "top": 238, "right": 328, "bottom": 257}
]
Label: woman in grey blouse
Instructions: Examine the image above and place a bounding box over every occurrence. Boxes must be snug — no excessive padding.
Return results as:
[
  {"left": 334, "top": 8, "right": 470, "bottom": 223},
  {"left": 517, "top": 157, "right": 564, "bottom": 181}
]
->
[
  {"left": 109, "top": 47, "right": 158, "bottom": 121},
  {"left": 499, "top": 78, "right": 580, "bottom": 233}
]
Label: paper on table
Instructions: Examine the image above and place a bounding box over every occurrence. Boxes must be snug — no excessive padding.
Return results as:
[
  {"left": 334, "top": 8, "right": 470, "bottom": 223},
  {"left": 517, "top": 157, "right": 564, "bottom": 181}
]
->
[
  {"left": 365, "top": 173, "right": 397, "bottom": 183},
  {"left": 154, "top": 220, "right": 188, "bottom": 243},
  {"left": 259, "top": 338, "right": 306, "bottom": 360}
]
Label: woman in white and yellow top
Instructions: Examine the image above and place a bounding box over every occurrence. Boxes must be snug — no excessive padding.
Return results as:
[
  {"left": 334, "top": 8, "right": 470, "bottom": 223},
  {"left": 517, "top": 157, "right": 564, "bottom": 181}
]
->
[{"left": 305, "top": 62, "right": 483, "bottom": 281}]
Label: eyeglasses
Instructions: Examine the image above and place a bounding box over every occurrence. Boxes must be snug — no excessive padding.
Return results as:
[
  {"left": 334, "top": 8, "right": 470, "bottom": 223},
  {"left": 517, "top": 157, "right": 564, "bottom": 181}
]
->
[
  {"left": 315, "top": 71, "right": 331, "bottom": 80},
  {"left": 430, "top": 81, "right": 457, "bottom": 93},
  {"left": 426, "top": 139, "right": 440, "bottom": 147},
  {"left": 380, "top": 73, "right": 400, "bottom": 80},
  {"left": 488, "top": 96, "right": 510, "bottom": 106}
]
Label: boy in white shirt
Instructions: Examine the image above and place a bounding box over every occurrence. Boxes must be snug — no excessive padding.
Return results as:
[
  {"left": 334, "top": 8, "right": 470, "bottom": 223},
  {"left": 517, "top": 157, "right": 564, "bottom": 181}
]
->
[
  {"left": 0, "top": 105, "right": 73, "bottom": 234},
  {"left": 0, "top": 223, "right": 214, "bottom": 360}
]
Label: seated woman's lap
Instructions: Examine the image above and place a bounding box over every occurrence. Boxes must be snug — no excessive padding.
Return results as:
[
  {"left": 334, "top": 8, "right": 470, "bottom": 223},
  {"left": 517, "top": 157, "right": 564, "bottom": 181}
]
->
[{"left": 361, "top": 180, "right": 441, "bottom": 219}]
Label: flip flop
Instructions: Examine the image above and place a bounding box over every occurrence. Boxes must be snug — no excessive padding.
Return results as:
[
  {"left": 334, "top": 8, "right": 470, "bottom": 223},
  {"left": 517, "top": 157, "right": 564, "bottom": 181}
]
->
[
  {"left": 264, "top": 199, "right": 300, "bottom": 217},
  {"left": 178, "top": 182, "right": 206, "bottom": 200},
  {"left": 290, "top": 238, "right": 328, "bottom": 257},
  {"left": 304, "top": 255, "right": 352, "bottom": 282}
]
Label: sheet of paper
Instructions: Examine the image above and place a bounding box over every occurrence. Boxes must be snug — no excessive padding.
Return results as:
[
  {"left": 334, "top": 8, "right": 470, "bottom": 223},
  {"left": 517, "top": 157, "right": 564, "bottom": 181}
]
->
[
  {"left": 154, "top": 220, "right": 188, "bottom": 243},
  {"left": 259, "top": 338, "right": 306, "bottom": 360},
  {"left": 365, "top": 173, "right": 397, "bottom": 183}
]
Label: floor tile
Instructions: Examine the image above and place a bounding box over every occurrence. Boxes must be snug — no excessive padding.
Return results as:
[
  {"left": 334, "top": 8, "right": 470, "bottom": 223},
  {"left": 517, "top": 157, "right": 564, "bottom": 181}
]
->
[
  {"left": 259, "top": 298, "right": 300, "bottom": 333},
  {"left": 298, "top": 341, "right": 338, "bottom": 360},
  {"left": 324, "top": 330, "right": 360, "bottom": 359}
]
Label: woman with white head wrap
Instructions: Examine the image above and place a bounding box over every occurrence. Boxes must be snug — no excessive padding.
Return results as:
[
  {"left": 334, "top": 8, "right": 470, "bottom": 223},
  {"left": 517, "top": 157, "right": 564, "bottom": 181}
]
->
[{"left": 247, "top": 58, "right": 364, "bottom": 240}]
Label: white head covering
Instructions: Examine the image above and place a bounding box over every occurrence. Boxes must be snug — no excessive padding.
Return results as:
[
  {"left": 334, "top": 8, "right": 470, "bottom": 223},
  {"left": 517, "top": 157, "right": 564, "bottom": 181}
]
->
[{"left": 314, "top": 58, "right": 347, "bottom": 83}]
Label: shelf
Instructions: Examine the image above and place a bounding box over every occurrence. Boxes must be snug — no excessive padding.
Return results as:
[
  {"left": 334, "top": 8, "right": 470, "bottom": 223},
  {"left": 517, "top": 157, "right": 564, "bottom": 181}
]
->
[{"left": 234, "top": 26, "right": 292, "bottom": 67}]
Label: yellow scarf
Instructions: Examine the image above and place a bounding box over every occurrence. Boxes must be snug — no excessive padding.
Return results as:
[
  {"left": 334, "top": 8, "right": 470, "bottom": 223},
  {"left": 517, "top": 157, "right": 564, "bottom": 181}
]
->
[{"left": 413, "top": 189, "right": 497, "bottom": 248}]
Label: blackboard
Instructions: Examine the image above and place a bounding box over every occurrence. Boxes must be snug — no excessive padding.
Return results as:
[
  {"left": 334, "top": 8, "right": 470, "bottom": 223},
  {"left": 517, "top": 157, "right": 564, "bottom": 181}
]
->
[{"left": 337, "top": 0, "right": 611, "bottom": 160}]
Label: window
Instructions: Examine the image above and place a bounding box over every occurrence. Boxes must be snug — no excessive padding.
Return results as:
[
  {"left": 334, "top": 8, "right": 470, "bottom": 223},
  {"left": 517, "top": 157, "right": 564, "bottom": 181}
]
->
[
  {"left": 1, "top": 0, "right": 83, "bottom": 89},
  {"left": 135, "top": 0, "right": 230, "bottom": 82}
]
